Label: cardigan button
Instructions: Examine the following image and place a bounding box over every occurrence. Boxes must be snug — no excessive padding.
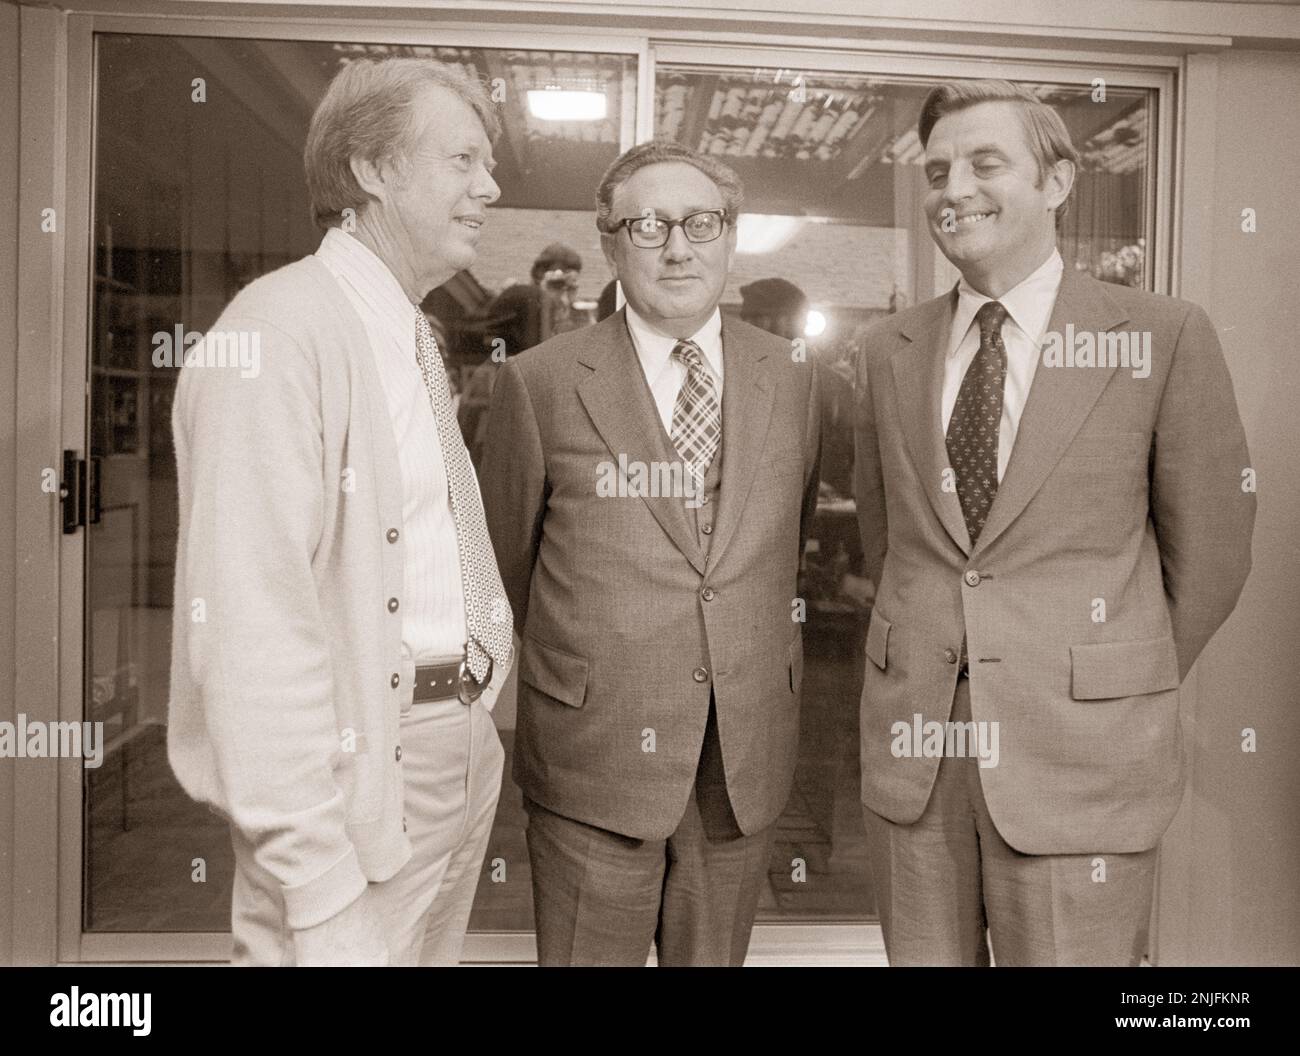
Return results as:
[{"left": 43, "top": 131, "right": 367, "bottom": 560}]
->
[
  {"left": 386, "top": 528, "right": 399, "bottom": 543},
  {"left": 387, "top": 597, "right": 399, "bottom": 612},
  {"left": 390, "top": 672, "right": 400, "bottom": 688}
]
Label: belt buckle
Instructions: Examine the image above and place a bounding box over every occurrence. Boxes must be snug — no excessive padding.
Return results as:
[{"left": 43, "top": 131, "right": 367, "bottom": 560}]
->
[{"left": 456, "top": 655, "right": 492, "bottom": 705}]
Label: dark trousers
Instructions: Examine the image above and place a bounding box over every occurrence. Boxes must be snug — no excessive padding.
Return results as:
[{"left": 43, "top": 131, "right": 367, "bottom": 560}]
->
[
  {"left": 524, "top": 698, "right": 775, "bottom": 966},
  {"left": 864, "top": 676, "right": 1158, "bottom": 966}
]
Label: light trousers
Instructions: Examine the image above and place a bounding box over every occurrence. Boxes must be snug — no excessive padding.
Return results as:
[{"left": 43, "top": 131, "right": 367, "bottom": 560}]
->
[
  {"left": 864, "top": 676, "right": 1157, "bottom": 967},
  {"left": 231, "top": 693, "right": 503, "bottom": 966}
]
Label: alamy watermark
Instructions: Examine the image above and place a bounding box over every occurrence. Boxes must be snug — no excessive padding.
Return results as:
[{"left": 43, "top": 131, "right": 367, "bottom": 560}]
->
[
  {"left": 891, "top": 713, "right": 1000, "bottom": 769},
  {"left": 0, "top": 714, "right": 104, "bottom": 769},
  {"left": 50, "top": 988, "right": 151, "bottom": 1036},
  {"left": 1041, "top": 325, "right": 1151, "bottom": 379},
  {"left": 152, "top": 324, "right": 261, "bottom": 379},
  {"left": 596, "top": 453, "right": 704, "bottom": 509}
]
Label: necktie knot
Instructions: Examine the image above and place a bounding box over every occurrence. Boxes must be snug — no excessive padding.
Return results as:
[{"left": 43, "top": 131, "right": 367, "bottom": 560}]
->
[
  {"left": 671, "top": 339, "right": 705, "bottom": 372},
  {"left": 976, "top": 300, "right": 1009, "bottom": 342}
]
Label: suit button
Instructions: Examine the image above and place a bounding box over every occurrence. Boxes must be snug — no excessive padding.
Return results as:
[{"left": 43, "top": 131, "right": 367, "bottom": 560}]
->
[
  {"left": 692, "top": 667, "right": 709, "bottom": 683},
  {"left": 387, "top": 528, "right": 399, "bottom": 543},
  {"left": 387, "top": 597, "right": 399, "bottom": 612},
  {"left": 944, "top": 648, "right": 959, "bottom": 664},
  {"left": 701, "top": 524, "right": 712, "bottom": 535},
  {"left": 964, "top": 570, "right": 981, "bottom": 587},
  {"left": 701, "top": 586, "right": 715, "bottom": 602},
  {"left": 395, "top": 745, "right": 403, "bottom": 762},
  {"left": 390, "top": 672, "right": 400, "bottom": 688}
]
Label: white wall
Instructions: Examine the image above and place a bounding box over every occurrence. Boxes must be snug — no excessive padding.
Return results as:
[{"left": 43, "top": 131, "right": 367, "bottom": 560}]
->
[{"left": 1156, "top": 48, "right": 1300, "bottom": 966}]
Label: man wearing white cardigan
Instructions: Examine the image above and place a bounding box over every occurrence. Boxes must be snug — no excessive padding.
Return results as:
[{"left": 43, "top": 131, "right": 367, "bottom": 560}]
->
[{"left": 167, "top": 58, "right": 512, "bottom": 966}]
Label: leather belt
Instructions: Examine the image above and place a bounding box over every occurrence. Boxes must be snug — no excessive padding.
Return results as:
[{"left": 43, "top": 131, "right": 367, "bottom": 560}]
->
[{"left": 412, "top": 655, "right": 493, "bottom": 706}]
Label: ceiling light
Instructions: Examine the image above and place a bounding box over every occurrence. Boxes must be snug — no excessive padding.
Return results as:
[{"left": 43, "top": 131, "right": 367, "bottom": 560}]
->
[
  {"left": 735, "top": 214, "right": 802, "bottom": 255},
  {"left": 527, "top": 88, "right": 607, "bottom": 122}
]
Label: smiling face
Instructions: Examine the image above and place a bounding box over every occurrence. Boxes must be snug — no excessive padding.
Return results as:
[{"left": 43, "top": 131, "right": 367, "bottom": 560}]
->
[
  {"left": 922, "top": 100, "right": 1073, "bottom": 296},
  {"left": 353, "top": 84, "right": 500, "bottom": 299},
  {"left": 601, "top": 161, "right": 736, "bottom": 338}
]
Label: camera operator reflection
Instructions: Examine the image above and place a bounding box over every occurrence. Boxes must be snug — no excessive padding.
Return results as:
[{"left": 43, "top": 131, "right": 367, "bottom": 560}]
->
[{"left": 459, "top": 243, "right": 583, "bottom": 466}]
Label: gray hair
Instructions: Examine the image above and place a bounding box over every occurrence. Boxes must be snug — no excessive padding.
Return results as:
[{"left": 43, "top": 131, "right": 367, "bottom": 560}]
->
[
  {"left": 304, "top": 57, "right": 501, "bottom": 230},
  {"left": 595, "top": 139, "right": 744, "bottom": 234},
  {"left": 918, "top": 79, "right": 1079, "bottom": 231}
]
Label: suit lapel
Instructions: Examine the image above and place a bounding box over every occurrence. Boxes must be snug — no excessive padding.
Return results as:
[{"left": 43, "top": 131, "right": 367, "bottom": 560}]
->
[
  {"left": 972, "top": 268, "right": 1130, "bottom": 556},
  {"left": 705, "top": 314, "right": 775, "bottom": 570},
  {"left": 892, "top": 288, "right": 973, "bottom": 556},
  {"left": 576, "top": 310, "right": 706, "bottom": 575}
]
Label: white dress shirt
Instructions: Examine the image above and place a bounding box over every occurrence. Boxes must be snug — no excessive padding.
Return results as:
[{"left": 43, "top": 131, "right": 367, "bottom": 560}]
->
[
  {"left": 625, "top": 303, "right": 725, "bottom": 434},
  {"left": 941, "top": 249, "right": 1065, "bottom": 483},
  {"left": 316, "top": 228, "right": 468, "bottom": 664}
]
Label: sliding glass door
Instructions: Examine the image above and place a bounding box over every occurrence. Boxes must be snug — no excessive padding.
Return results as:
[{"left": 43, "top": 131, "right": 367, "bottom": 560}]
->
[
  {"left": 80, "top": 28, "right": 637, "bottom": 946},
  {"left": 66, "top": 17, "right": 1169, "bottom": 962},
  {"left": 653, "top": 54, "right": 1160, "bottom": 930}
]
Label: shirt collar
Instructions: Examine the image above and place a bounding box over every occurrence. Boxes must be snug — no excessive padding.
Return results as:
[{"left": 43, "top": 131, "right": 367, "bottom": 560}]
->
[
  {"left": 316, "top": 227, "right": 419, "bottom": 347},
  {"left": 624, "top": 302, "right": 724, "bottom": 383},
  {"left": 949, "top": 248, "right": 1065, "bottom": 356}
]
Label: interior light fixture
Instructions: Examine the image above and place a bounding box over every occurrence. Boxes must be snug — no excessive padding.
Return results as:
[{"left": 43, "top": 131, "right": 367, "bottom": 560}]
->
[
  {"left": 734, "top": 214, "right": 803, "bottom": 255},
  {"left": 527, "top": 88, "right": 607, "bottom": 122}
]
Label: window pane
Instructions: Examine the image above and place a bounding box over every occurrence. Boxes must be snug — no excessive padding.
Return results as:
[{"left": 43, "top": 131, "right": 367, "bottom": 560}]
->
[
  {"left": 655, "top": 63, "right": 1156, "bottom": 923},
  {"left": 85, "top": 31, "right": 633, "bottom": 933}
]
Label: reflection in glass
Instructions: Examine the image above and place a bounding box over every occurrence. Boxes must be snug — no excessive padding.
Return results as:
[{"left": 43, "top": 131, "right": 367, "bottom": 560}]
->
[
  {"left": 84, "top": 38, "right": 1152, "bottom": 940},
  {"left": 656, "top": 64, "right": 1156, "bottom": 923},
  {"left": 85, "top": 33, "right": 633, "bottom": 933}
]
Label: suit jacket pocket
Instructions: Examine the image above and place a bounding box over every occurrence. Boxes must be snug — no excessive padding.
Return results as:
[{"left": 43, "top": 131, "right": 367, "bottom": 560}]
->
[
  {"left": 865, "top": 608, "right": 891, "bottom": 670},
  {"left": 520, "top": 634, "right": 589, "bottom": 708},
  {"left": 1070, "top": 635, "right": 1180, "bottom": 700}
]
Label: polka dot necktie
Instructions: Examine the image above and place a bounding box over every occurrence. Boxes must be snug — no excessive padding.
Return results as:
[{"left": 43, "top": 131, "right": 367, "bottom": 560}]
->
[
  {"left": 669, "top": 340, "right": 721, "bottom": 492},
  {"left": 413, "top": 309, "right": 513, "bottom": 682},
  {"left": 946, "top": 300, "right": 1009, "bottom": 547}
]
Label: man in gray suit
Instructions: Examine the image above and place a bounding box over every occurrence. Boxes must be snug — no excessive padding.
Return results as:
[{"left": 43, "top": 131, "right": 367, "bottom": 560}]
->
[
  {"left": 481, "top": 140, "right": 821, "bottom": 966},
  {"left": 853, "top": 80, "right": 1255, "bottom": 966}
]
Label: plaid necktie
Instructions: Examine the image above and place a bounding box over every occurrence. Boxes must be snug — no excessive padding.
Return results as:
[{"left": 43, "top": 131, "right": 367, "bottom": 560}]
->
[
  {"left": 413, "top": 309, "right": 513, "bottom": 682},
  {"left": 669, "top": 340, "right": 721, "bottom": 492},
  {"left": 946, "top": 300, "right": 1009, "bottom": 546}
]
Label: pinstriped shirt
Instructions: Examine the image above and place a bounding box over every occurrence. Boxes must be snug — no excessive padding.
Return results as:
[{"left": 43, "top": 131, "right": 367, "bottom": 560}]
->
[{"left": 316, "top": 228, "right": 467, "bottom": 662}]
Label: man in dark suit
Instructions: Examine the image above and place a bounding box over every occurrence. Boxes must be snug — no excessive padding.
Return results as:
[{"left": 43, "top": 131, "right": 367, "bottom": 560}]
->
[
  {"left": 853, "top": 80, "right": 1255, "bottom": 966},
  {"left": 481, "top": 140, "right": 821, "bottom": 966}
]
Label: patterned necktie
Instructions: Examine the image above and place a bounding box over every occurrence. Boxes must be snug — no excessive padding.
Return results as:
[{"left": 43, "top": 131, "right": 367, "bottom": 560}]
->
[
  {"left": 669, "top": 340, "right": 721, "bottom": 492},
  {"left": 413, "top": 309, "right": 513, "bottom": 681},
  {"left": 946, "top": 300, "right": 1009, "bottom": 547}
]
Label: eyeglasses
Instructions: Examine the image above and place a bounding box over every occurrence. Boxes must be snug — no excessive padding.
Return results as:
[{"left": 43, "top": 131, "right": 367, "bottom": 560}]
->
[{"left": 613, "top": 209, "right": 728, "bottom": 249}]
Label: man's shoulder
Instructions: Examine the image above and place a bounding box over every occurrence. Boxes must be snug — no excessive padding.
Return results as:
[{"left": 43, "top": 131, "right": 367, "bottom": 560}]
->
[
  {"left": 217, "top": 254, "right": 347, "bottom": 334},
  {"left": 1076, "top": 274, "right": 1207, "bottom": 333},
  {"left": 722, "top": 316, "right": 818, "bottom": 396},
  {"left": 724, "top": 314, "right": 799, "bottom": 358},
  {"left": 856, "top": 292, "right": 951, "bottom": 372},
  {"left": 509, "top": 312, "right": 621, "bottom": 378}
]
